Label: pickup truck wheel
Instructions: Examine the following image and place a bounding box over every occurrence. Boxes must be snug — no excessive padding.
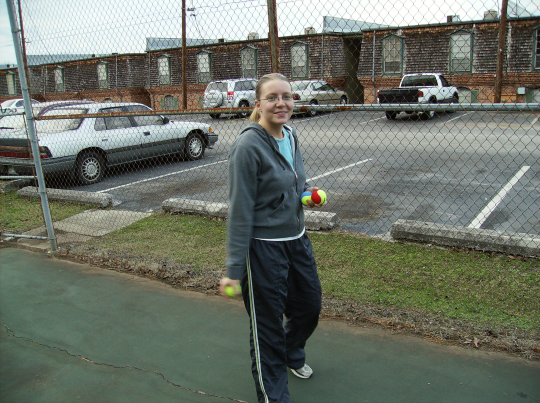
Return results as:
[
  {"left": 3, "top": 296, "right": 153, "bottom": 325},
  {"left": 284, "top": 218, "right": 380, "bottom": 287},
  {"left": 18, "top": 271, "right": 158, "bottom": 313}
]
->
[
  {"left": 209, "top": 113, "right": 221, "bottom": 119},
  {"left": 77, "top": 151, "right": 106, "bottom": 185},
  {"left": 340, "top": 96, "right": 347, "bottom": 105},
  {"left": 307, "top": 100, "right": 318, "bottom": 117},
  {"left": 452, "top": 93, "right": 459, "bottom": 103},
  {"left": 420, "top": 99, "right": 436, "bottom": 120},
  {"left": 385, "top": 111, "right": 397, "bottom": 120}
]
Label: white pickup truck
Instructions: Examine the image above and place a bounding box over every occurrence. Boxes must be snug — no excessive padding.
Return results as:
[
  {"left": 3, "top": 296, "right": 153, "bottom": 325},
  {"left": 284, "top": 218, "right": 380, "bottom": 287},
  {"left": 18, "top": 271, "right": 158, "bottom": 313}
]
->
[{"left": 377, "top": 73, "right": 459, "bottom": 120}]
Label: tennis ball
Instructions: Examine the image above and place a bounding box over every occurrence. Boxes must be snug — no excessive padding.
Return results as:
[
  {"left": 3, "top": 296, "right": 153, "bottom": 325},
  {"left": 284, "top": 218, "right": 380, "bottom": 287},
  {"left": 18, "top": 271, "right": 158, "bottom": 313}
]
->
[
  {"left": 311, "top": 189, "right": 327, "bottom": 205},
  {"left": 225, "top": 285, "right": 241, "bottom": 297},
  {"left": 301, "top": 191, "right": 312, "bottom": 206}
]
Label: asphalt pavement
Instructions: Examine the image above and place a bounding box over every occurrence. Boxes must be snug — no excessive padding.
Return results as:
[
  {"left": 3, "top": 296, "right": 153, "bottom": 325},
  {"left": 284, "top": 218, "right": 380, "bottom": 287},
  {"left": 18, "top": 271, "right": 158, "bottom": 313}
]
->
[{"left": 1, "top": 247, "right": 539, "bottom": 403}]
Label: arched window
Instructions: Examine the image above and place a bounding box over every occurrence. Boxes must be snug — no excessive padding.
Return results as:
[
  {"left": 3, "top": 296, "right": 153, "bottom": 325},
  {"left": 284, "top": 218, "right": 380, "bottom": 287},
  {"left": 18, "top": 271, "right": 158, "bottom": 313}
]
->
[
  {"left": 241, "top": 46, "right": 258, "bottom": 78},
  {"left": 450, "top": 30, "right": 473, "bottom": 73},
  {"left": 158, "top": 55, "right": 171, "bottom": 85},
  {"left": 54, "top": 66, "right": 64, "bottom": 92},
  {"left": 98, "top": 62, "right": 109, "bottom": 89},
  {"left": 163, "top": 95, "right": 178, "bottom": 110},
  {"left": 197, "top": 51, "right": 211, "bottom": 84},
  {"left": 291, "top": 42, "right": 309, "bottom": 79},
  {"left": 6, "top": 72, "right": 15, "bottom": 95},
  {"left": 534, "top": 25, "right": 540, "bottom": 70},
  {"left": 383, "top": 35, "right": 403, "bottom": 75}
]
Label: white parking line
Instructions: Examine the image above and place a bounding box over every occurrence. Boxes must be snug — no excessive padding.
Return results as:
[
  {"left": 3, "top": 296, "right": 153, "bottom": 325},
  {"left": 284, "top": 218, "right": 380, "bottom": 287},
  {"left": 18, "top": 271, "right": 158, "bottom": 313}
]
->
[
  {"left": 468, "top": 165, "right": 531, "bottom": 229},
  {"left": 308, "top": 159, "right": 372, "bottom": 182},
  {"left": 96, "top": 159, "right": 228, "bottom": 193},
  {"left": 446, "top": 112, "right": 470, "bottom": 122}
]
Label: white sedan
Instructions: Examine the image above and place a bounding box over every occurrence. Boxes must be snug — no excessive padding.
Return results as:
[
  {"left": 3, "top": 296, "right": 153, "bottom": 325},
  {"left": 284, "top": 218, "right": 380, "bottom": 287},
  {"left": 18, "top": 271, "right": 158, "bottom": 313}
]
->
[
  {"left": 0, "top": 102, "right": 217, "bottom": 185},
  {"left": 1, "top": 98, "right": 40, "bottom": 115}
]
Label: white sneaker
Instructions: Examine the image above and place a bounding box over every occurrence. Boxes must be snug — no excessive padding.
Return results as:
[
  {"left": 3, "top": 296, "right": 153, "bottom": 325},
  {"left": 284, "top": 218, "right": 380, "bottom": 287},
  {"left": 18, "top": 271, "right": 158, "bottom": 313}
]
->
[{"left": 290, "top": 364, "right": 313, "bottom": 379}]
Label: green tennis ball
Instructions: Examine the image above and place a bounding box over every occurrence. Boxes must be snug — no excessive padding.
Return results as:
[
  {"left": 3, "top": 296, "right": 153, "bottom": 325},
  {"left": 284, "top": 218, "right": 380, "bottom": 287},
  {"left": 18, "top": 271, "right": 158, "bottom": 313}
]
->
[
  {"left": 225, "top": 285, "right": 241, "bottom": 297},
  {"left": 301, "top": 191, "right": 312, "bottom": 206}
]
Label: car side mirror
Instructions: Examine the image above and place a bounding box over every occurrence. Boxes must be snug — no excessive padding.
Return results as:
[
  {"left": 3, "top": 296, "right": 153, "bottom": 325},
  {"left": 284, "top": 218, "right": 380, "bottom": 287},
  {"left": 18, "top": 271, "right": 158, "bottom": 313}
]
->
[{"left": 162, "top": 116, "right": 169, "bottom": 124}]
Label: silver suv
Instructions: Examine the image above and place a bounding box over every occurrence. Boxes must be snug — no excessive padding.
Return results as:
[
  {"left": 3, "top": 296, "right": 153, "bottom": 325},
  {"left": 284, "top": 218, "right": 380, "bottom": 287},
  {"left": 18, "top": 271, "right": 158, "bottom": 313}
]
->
[{"left": 202, "top": 79, "right": 257, "bottom": 119}]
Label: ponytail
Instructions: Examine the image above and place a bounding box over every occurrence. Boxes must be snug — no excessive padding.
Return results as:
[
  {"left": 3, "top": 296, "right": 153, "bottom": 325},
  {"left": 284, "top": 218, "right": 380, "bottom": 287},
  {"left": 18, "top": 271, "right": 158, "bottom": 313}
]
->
[{"left": 249, "top": 108, "right": 260, "bottom": 122}]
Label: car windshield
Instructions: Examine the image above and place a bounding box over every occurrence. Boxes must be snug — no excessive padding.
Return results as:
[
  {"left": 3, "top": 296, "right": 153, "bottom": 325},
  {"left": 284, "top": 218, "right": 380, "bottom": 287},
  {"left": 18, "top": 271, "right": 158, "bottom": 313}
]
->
[
  {"left": 36, "top": 108, "right": 88, "bottom": 132},
  {"left": 206, "top": 82, "right": 228, "bottom": 92},
  {"left": 291, "top": 82, "right": 309, "bottom": 91}
]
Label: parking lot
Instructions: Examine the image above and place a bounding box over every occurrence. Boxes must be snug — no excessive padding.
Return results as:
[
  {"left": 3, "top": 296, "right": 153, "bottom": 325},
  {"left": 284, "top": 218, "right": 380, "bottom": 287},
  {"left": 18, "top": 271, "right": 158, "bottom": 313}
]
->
[{"left": 62, "top": 109, "right": 540, "bottom": 237}]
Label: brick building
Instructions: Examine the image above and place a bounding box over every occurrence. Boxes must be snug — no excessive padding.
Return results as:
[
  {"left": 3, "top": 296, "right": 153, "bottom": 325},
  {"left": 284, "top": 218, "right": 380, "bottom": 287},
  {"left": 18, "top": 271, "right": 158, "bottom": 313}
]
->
[
  {"left": 1, "top": 14, "right": 539, "bottom": 108},
  {"left": 358, "top": 15, "right": 540, "bottom": 103}
]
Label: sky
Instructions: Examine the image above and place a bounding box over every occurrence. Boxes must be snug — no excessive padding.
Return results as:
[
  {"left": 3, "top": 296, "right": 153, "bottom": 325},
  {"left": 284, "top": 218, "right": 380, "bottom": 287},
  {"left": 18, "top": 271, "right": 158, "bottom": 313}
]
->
[{"left": 1, "top": 0, "right": 539, "bottom": 65}]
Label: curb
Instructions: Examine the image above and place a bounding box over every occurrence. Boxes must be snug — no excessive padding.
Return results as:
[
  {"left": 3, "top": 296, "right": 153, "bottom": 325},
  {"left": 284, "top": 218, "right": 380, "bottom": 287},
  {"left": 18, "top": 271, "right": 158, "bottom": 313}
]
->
[
  {"left": 17, "top": 186, "right": 113, "bottom": 208},
  {"left": 161, "top": 197, "right": 340, "bottom": 231},
  {"left": 390, "top": 219, "right": 540, "bottom": 257}
]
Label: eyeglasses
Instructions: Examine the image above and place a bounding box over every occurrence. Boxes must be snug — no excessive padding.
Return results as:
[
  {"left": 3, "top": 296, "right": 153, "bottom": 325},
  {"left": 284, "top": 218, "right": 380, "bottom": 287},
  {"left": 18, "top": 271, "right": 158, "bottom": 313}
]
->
[{"left": 258, "top": 95, "right": 294, "bottom": 103}]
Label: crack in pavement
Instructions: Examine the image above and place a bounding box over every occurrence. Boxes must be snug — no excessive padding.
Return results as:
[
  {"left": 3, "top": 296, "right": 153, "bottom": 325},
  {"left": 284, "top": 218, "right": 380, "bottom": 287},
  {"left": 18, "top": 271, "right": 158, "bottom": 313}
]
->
[{"left": 1, "top": 323, "right": 248, "bottom": 403}]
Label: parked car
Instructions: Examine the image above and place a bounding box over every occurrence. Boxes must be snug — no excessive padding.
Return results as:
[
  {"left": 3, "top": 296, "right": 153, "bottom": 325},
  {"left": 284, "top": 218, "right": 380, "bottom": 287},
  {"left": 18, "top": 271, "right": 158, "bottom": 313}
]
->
[
  {"left": 0, "top": 102, "right": 218, "bottom": 185},
  {"left": 0, "top": 100, "right": 95, "bottom": 131},
  {"left": 1, "top": 98, "right": 40, "bottom": 115},
  {"left": 377, "top": 73, "right": 459, "bottom": 120},
  {"left": 202, "top": 78, "right": 257, "bottom": 119},
  {"left": 291, "top": 80, "right": 348, "bottom": 116}
]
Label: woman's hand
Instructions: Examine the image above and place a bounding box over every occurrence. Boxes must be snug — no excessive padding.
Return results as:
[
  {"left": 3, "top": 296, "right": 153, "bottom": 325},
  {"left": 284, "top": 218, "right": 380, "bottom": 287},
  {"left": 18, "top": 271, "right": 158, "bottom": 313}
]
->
[
  {"left": 219, "top": 277, "right": 241, "bottom": 298},
  {"left": 304, "top": 187, "right": 327, "bottom": 208}
]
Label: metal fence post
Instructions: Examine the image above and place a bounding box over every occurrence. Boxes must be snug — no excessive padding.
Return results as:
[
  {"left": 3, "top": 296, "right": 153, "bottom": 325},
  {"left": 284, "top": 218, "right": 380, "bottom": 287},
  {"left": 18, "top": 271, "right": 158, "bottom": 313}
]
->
[{"left": 6, "top": 0, "right": 57, "bottom": 252}]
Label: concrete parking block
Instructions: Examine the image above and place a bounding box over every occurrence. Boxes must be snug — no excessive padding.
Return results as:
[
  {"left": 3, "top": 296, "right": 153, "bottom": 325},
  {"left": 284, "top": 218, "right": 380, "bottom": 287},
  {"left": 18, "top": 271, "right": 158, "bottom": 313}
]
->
[
  {"left": 17, "top": 186, "right": 113, "bottom": 208},
  {"left": 390, "top": 219, "right": 540, "bottom": 257},
  {"left": 161, "top": 197, "right": 340, "bottom": 230}
]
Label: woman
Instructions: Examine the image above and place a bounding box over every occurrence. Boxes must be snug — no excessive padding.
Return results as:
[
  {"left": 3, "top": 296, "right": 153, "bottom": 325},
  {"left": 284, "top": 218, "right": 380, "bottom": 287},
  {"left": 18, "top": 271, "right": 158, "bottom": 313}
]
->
[{"left": 219, "top": 73, "right": 324, "bottom": 403}]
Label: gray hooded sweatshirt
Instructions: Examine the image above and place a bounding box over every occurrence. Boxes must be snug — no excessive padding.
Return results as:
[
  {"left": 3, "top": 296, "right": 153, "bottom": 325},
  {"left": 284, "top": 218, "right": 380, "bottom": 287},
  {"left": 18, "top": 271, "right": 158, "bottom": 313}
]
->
[{"left": 226, "top": 122, "right": 310, "bottom": 280}]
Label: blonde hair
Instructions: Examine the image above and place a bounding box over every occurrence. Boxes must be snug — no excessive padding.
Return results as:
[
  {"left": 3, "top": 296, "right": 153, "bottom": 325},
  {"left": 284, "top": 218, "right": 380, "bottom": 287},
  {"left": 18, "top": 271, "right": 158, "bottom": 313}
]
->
[{"left": 249, "top": 73, "right": 291, "bottom": 122}]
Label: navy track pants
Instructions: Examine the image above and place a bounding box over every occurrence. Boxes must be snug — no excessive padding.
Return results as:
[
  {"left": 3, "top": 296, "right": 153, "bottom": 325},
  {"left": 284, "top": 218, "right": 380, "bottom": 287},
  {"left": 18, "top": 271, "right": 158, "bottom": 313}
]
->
[{"left": 240, "top": 233, "right": 322, "bottom": 403}]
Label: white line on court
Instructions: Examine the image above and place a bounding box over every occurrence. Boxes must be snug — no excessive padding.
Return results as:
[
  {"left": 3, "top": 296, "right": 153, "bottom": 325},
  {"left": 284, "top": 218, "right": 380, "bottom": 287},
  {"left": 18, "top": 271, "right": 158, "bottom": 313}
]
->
[
  {"left": 308, "top": 159, "right": 372, "bottom": 182},
  {"left": 96, "top": 159, "right": 228, "bottom": 193},
  {"left": 468, "top": 165, "right": 531, "bottom": 229}
]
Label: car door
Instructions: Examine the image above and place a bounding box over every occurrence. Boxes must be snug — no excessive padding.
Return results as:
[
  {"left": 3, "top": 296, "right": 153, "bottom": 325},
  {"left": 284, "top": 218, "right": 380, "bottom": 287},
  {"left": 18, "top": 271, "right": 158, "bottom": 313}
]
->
[
  {"left": 94, "top": 106, "right": 142, "bottom": 165},
  {"left": 126, "top": 105, "right": 175, "bottom": 158}
]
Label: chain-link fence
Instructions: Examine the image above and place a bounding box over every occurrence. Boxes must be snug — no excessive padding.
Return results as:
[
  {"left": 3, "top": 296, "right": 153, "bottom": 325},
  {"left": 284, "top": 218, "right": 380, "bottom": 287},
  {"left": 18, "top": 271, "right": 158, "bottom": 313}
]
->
[{"left": 1, "top": 0, "right": 540, "bottom": 356}]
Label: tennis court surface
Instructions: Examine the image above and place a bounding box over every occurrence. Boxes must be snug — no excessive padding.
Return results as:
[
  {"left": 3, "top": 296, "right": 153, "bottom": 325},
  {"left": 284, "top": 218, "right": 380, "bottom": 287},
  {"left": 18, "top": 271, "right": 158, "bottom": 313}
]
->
[{"left": 1, "top": 248, "right": 539, "bottom": 403}]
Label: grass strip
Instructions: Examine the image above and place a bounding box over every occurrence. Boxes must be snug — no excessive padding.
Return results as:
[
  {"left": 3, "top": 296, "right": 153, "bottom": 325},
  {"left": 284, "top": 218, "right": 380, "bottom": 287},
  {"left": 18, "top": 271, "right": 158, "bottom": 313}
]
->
[
  {"left": 0, "top": 192, "right": 93, "bottom": 233},
  {"left": 83, "top": 212, "right": 539, "bottom": 332}
]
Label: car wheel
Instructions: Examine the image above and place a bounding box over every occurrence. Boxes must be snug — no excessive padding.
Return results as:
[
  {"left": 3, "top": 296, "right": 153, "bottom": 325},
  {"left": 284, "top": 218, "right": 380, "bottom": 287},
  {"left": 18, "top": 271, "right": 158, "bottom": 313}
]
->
[
  {"left": 238, "top": 101, "right": 250, "bottom": 119},
  {"left": 184, "top": 132, "right": 205, "bottom": 160},
  {"left": 452, "top": 93, "right": 459, "bottom": 103},
  {"left": 340, "top": 96, "right": 347, "bottom": 105},
  {"left": 307, "top": 100, "right": 318, "bottom": 117},
  {"left": 76, "top": 151, "right": 105, "bottom": 185},
  {"left": 385, "top": 111, "right": 397, "bottom": 120},
  {"left": 209, "top": 113, "right": 220, "bottom": 119}
]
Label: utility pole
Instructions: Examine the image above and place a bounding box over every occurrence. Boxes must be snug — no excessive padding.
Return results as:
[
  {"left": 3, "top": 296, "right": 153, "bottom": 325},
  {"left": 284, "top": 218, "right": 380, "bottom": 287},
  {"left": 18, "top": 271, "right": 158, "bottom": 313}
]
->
[
  {"left": 182, "top": 0, "right": 188, "bottom": 109},
  {"left": 494, "top": 0, "right": 508, "bottom": 103},
  {"left": 267, "top": 0, "right": 280, "bottom": 73}
]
